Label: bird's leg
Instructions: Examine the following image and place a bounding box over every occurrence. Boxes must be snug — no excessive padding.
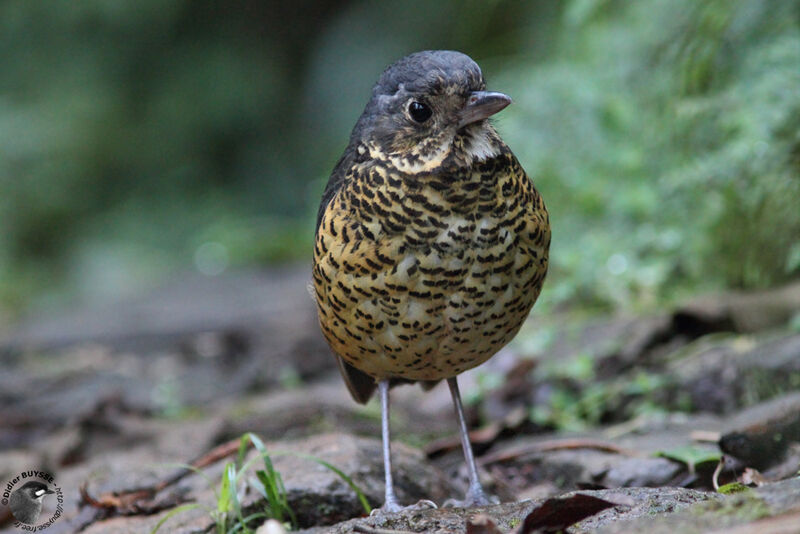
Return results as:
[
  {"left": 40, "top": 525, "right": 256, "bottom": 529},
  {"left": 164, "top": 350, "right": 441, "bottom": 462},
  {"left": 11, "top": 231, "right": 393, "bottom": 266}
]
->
[
  {"left": 445, "top": 376, "right": 497, "bottom": 507},
  {"left": 378, "top": 379, "right": 402, "bottom": 513},
  {"left": 371, "top": 379, "right": 437, "bottom": 515}
]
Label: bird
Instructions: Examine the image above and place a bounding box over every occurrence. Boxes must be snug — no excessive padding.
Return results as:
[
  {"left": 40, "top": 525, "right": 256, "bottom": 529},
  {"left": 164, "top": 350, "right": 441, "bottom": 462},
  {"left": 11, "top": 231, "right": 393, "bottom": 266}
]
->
[
  {"left": 312, "top": 50, "right": 550, "bottom": 511},
  {"left": 9, "top": 481, "right": 55, "bottom": 525}
]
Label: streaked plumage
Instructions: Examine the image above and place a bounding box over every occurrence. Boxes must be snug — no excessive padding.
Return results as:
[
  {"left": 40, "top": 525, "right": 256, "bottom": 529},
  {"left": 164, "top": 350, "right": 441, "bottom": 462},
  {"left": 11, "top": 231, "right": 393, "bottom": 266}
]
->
[{"left": 312, "top": 50, "right": 550, "bottom": 511}]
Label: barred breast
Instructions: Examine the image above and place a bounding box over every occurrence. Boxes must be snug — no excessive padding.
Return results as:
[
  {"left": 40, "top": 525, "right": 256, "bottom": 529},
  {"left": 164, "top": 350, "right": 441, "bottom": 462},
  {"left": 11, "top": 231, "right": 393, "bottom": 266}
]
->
[{"left": 313, "top": 147, "right": 549, "bottom": 382}]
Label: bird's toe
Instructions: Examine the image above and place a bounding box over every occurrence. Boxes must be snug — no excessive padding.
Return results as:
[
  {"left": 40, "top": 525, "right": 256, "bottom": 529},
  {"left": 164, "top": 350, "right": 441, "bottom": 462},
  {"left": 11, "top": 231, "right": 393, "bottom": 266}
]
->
[{"left": 443, "top": 488, "right": 498, "bottom": 508}]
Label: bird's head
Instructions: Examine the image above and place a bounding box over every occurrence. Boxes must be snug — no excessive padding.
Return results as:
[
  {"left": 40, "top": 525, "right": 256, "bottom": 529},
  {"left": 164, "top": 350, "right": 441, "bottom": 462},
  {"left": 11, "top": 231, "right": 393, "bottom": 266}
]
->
[
  {"left": 353, "top": 50, "right": 511, "bottom": 173},
  {"left": 16, "top": 481, "right": 54, "bottom": 502}
]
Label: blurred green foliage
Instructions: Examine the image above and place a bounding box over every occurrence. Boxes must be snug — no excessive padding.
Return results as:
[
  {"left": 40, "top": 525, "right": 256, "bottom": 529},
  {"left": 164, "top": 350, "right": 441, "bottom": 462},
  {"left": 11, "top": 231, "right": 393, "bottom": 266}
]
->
[
  {"left": 1, "top": 0, "right": 798, "bottom": 315},
  {"left": 501, "top": 0, "right": 800, "bottom": 310}
]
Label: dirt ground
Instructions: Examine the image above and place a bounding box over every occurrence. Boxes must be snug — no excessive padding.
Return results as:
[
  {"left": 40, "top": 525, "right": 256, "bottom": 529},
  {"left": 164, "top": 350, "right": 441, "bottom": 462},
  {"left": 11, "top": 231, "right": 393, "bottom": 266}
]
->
[{"left": 1, "top": 266, "right": 799, "bottom": 533}]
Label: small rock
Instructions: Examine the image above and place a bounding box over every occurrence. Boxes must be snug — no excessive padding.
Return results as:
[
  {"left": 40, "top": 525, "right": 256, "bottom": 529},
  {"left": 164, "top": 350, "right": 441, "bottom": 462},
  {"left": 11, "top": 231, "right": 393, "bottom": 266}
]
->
[
  {"left": 719, "top": 392, "right": 800, "bottom": 470},
  {"left": 256, "top": 519, "right": 289, "bottom": 534},
  {"left": 575, "top": 486, "right": 721, "bottom": 533},
  {"left": 669, "top": 333, "right": 800, "bottom": 414},
  {"left": 676, "top": 282, "right": 800, "bottom": 334}
]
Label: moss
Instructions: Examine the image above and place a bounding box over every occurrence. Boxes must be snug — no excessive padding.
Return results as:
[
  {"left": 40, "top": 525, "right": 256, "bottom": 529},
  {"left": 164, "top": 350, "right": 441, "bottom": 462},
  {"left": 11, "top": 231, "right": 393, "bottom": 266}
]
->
[
  {"left": 717, "top": 483, "right": 749, "bottom": 495},
  {"left": 693, "top": 492, "right": 771, "bottom": 522}
]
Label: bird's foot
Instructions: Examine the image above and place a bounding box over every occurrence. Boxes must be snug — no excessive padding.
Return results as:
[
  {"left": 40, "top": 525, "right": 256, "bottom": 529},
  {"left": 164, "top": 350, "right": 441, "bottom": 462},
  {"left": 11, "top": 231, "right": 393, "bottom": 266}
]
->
[
  {"left": 370, "top": 499, "right": 437, "bottom": 516},
  {"left": 443, "top": 487, "right": 498, "bottom": 508}
]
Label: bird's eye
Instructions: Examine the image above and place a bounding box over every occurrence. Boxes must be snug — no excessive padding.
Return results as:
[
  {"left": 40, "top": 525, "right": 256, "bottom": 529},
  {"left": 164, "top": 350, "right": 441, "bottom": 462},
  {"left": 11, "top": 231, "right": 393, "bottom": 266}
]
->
[{"left": 408, "top": 101, "right": 432, "bottom": 123}]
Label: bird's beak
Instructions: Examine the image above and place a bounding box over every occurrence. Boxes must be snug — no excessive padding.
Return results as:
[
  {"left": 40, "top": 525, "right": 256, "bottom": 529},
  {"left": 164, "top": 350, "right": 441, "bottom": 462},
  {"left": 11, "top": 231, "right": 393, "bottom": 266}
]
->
[{"left": 458, "top": 91, "right": 512, "bottom": 129}]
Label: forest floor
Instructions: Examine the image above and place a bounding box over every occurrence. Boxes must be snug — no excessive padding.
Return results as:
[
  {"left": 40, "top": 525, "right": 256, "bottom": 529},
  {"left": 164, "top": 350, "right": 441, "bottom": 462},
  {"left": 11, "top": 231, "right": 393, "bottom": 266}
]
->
[{"left": 1, "top": 265, "right": 799, "bottom": 533}]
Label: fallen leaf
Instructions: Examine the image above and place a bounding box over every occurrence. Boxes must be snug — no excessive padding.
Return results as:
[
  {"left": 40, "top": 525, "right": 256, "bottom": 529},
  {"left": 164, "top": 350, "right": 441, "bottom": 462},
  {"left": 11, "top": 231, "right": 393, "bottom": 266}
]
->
[
  {"left": 516, "top": 493, "right": 623, "bottom": 533},
  {"left": 656, "top": 445, "right": 721, "bottom": 474}
]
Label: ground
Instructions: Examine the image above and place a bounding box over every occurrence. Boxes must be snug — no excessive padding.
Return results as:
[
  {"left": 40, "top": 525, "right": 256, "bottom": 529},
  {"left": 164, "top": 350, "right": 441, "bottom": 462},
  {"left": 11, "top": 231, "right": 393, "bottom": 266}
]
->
[{"left": 1, "top": 266, "right": 799, "bottom": 533}]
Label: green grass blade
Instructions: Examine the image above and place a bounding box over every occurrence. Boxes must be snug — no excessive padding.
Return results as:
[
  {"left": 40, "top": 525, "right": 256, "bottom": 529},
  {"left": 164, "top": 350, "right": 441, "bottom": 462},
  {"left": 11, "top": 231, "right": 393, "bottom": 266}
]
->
[
  {"left": 226, "top": 463, "right": 252, "bottom": 534},
  {"left": 236, "top": 433, "right": 252, "bottom": 470},
  {"left": 218, "top": 462, "right": 234, "bottom": 514},
  {"left": 246, "top": 433, "right": 371, "bottom": 516},
  {"left": 247, "top": 432, "right": 267, "bottom": 453},
  {"left": 150, "top": 503, "right": 203, "bottom": 534},
  {"left": 256, "top": 469, "right": 284, "bottom": 523}
]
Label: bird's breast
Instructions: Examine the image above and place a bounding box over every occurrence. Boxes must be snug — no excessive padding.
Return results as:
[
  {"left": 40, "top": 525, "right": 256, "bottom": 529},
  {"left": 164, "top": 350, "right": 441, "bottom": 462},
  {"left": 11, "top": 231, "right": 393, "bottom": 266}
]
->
[{"left": 313, "top": 153, "right": 549, "bottom": 381}]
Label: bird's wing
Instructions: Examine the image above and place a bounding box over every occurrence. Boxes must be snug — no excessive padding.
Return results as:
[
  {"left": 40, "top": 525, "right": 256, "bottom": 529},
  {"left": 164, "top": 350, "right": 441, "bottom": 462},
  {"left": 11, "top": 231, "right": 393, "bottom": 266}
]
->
[
  {"left": 316, "top": 146, "right": 378, "bottom": 403},
  {"left": 315, "top": 148, "right": 354, "bottom": 232},
  {"left": 335, "top": 356, "right": 438, "bottom": 403},
  {"left": 335, "top": 354, "right": 376, "bottom": 404}
]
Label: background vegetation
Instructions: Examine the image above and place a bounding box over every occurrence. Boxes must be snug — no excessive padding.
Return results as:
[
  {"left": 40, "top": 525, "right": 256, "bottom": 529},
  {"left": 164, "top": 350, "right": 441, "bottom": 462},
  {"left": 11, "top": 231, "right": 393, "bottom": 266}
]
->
[{"left": 1, "top": 0, "right": 798, "bottom": 318}]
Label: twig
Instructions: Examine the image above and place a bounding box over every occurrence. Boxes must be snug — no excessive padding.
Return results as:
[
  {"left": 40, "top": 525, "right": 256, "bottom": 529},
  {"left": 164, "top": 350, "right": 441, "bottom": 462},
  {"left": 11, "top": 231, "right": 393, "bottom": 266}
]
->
[
  {"left": 80, "top": 436, "right": 246, "bottom": 512},
  {"left": 155, "top": 436, "right": 245, "bottom": 491},
  {"left": 480, "top": 438, "right": 642, "bottom": 465},
  {"left": 711, "top": 459, "right": 722, "bottom": 491}
]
